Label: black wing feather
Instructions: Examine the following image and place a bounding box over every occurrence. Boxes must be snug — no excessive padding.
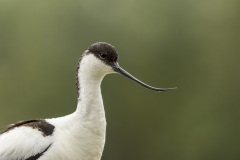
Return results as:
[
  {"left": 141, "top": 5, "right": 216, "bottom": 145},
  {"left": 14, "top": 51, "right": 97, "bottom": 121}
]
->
[{"left": 1, "top": 119, "right": 55, "bottom": 136}]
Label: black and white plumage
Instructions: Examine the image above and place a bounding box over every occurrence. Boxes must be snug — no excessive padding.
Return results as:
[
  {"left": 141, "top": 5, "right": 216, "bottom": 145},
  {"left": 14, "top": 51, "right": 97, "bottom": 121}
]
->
[{"left": 0, "top": 42, "right": 176, "bottom": 160}]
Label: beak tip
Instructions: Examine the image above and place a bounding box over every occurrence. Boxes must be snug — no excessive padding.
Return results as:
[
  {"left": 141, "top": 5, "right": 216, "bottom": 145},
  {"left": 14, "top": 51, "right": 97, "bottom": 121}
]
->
[{"left": 157, "top": 87, "right": 177, "bottom": 92}]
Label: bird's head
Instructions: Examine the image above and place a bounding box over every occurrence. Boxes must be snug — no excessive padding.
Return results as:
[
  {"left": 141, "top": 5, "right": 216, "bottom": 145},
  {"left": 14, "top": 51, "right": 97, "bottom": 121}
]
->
[{"left": 77, "top": 42, "right": 176, "bottom": 92}]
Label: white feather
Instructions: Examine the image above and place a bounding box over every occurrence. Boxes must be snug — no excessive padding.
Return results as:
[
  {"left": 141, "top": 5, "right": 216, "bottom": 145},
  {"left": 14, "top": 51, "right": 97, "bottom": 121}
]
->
[{"left": 0, "top": 127, "right": 52, "bottom": 160}]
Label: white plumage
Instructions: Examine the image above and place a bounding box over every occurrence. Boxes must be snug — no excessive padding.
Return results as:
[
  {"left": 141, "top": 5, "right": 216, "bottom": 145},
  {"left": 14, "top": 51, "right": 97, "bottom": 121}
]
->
[{"left": 0, "top": 126, "right": 52, "bottom": 159}]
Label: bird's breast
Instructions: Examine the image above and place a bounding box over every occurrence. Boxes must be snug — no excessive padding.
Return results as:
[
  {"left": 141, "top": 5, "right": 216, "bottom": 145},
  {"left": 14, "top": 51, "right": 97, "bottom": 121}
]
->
[{"left": 42, "top": 114, "right": 106, "bottom": 160}]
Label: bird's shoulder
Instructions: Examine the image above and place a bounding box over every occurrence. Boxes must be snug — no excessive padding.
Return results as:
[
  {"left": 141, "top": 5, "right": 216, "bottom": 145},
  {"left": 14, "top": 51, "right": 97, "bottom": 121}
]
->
[{"left": 1, "top": 119, "right": 55, "bottom": 136}]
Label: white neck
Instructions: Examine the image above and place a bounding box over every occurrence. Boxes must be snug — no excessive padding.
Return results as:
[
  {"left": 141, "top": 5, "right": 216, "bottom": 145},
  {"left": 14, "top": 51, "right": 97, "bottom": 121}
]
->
[
  {"left": 76, "top": 75, "right": 105, "bottom": 120},
  {"left": 74, "top": 54, "right": 112, "bottom": 121}
]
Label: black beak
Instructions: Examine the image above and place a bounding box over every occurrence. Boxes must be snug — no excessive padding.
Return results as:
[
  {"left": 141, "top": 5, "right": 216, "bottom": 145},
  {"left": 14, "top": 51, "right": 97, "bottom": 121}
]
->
[{"left": 112, "top": 62, "right": 177, "bottom": 92}]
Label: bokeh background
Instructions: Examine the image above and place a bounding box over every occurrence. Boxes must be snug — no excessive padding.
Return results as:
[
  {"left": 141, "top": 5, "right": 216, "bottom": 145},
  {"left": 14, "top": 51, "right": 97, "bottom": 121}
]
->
[{"left": 0, "top": 0, "right": 239, "bottom": 160}]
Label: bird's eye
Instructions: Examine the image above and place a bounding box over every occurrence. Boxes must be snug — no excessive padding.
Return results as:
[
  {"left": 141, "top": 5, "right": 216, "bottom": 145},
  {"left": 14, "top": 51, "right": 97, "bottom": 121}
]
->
[{"left": 99, "top": 52, "right": 107, "bottom": 59}]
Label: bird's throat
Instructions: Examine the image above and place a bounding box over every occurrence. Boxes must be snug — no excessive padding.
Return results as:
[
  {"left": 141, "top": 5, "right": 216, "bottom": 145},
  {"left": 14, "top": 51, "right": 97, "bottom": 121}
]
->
[{"left": 75, "top": 66, "right": 106, "bottom": 122}]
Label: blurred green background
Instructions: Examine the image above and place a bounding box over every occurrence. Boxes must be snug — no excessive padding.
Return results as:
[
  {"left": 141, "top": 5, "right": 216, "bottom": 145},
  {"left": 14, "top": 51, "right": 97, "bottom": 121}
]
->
[{"left": 0, "top": 0, "right": 239, "bottom": 160}]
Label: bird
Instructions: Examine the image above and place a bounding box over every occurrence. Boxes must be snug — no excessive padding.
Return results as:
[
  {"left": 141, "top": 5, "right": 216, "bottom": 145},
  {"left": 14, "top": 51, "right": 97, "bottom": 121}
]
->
[{"left": 0, "top": 42, "right": 176, "bottom": 160}]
